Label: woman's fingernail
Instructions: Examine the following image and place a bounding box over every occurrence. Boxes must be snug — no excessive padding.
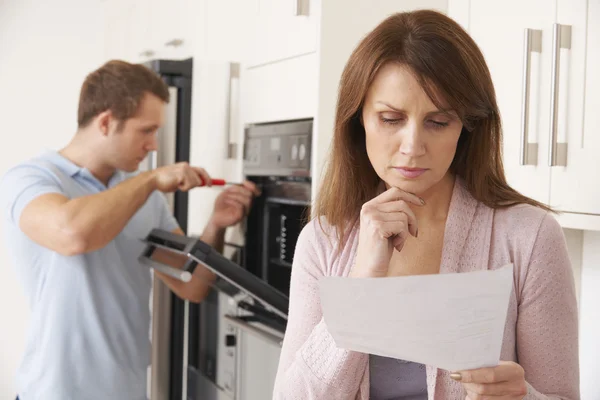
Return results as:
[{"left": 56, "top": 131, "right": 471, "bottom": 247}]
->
[
  {"left": 420, "top": 197, "right": 426, "bottom": 205},
  {"left": 450, "top": 373, "right": 462, "bottom": 381}
]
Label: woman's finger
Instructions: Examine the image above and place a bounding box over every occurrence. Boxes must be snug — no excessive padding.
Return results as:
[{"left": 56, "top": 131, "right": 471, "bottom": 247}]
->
[
  {"left": 370, "top": 186, "right": 425, "bottom": 207},
  {"left": 373, "top": 200, "right": 418, "bottom": 236}
]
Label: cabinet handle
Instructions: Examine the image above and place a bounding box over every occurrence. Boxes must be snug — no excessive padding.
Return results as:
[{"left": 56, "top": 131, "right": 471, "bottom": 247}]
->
[
  {"left": 548, "top": 23, "right": 571, "bottom": 167},
  {"left": 139, "top": 50, "right": 155, "bottom": 58},
  {"left": 294, "top": 0, "right": 309, "bottom": 16},
  {"left": 225, "top": 63, "right": 240, "bottom": 160},
  {"left": 520, "top": 29, "right": 542, "bottom": 166},
  {"left": 165, "top": 38, "right": 184, "bottom": 47}
]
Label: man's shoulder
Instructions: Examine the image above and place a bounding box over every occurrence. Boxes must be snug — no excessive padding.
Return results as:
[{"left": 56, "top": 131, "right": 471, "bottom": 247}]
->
[{"left": 1, "top": 152, "right": 67, "bottom": 183}]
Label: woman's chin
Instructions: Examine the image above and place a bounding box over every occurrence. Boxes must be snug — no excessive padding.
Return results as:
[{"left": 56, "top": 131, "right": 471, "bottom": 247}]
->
[{"left": 384, "top": 178, "right": 431, "bottom": 195}]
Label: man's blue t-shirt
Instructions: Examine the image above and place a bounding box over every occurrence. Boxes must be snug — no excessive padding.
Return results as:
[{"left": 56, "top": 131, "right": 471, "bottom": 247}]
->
[{"left": 0, "top": 151, "right": 180, "bottom": 400}]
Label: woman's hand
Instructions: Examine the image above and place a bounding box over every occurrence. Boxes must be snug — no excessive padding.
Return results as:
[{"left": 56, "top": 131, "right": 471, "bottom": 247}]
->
[
  {"left": 350, "top": 186, "right": 424, "bottom": 278},
  {"left": 451, "top": 361, "right": 528, "bottom": 399}
]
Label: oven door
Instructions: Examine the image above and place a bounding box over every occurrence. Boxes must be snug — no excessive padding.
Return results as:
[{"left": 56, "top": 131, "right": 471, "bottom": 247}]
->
[{"left": 138, "top": 229, "right": 288, "bottom": 400}]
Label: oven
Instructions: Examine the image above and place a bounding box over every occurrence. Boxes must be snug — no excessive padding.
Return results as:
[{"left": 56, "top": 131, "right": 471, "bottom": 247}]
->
[{"left": 140, "top": 118, "right": 313, "bottom": 400}]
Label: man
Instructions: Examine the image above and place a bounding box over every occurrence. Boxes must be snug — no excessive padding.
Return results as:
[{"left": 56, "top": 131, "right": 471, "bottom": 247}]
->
[{"left": 0, "top": 60, "right": 259, "bottom": 400}]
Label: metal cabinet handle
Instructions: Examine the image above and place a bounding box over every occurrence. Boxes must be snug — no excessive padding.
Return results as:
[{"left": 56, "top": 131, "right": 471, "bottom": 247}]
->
[
  {"left": 548, "top": 23, "right": 571, "bottom": 167},
  {"left": 520, "top": 28, "right": 542, "bottom": 166},
  {"left": 139, "top": 50, "right": 155, "bottom": 58},
  {"left": 294, "top": 0, "right": 309, "bottom": 16},
  {"left": 165, "top": 38, "right": 184, "bottom": 47},
  {"left": 225, "top": 63, "right": 240, "bottom": 159}
]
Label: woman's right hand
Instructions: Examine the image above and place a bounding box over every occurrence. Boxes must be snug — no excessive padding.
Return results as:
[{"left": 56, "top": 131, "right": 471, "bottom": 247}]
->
[{"left": 350, "top": 187, "right": 424, "bottom": 278}]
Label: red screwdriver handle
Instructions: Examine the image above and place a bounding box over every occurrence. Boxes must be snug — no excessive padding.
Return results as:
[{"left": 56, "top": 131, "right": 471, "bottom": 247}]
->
[{"left": 199, "top": 178, "right": 227, "bottom": 186}]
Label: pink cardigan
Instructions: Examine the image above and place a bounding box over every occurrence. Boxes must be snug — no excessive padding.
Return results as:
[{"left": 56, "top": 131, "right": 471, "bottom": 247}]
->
[{"left": 272, "top": 178, "right": 580, "bottom": 399}]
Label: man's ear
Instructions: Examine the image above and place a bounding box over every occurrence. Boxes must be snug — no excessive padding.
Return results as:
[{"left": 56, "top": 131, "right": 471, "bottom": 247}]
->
[{"left": 96, "top": 110, "right": 112, "bottom": 137}]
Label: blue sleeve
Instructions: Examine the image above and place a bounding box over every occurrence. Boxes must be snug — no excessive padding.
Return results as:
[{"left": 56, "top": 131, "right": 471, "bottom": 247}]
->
[
  {"left": 0, "top": 164, "right": 65, "bottom": 226},
  {"left": 155, "top": 192, "right": 180, "bottom": 232}
]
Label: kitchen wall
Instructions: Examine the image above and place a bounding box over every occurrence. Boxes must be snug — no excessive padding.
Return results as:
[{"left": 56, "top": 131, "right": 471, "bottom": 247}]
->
[
  {"left": 579, "top": 232, "right": 600, "bottom": 399},
  {"left": 0, "top": 0, "right": 105, "bottom": 397}
]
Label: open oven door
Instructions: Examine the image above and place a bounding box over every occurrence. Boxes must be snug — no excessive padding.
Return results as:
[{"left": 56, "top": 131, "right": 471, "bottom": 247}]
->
[{"left": 138, "top": 228, "right": 289, "bottom": 399}]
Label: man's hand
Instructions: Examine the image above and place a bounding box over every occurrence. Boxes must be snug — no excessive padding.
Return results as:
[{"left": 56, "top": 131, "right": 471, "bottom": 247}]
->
[
  {"left": 207, "top": 180, "right": 261, "bottom": 229},
  {"left": 152, "top": 162, "right": 212, "bottom": 193}
]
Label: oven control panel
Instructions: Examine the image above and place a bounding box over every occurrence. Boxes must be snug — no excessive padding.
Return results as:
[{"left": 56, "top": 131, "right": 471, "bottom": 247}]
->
[{"left": 244, "top": 119, "right": 312, "bottom": 176}]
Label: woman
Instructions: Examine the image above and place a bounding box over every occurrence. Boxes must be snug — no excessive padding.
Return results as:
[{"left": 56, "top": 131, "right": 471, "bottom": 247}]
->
[{"left": 272, "top": 9, "right": 579, "bottom": 400}]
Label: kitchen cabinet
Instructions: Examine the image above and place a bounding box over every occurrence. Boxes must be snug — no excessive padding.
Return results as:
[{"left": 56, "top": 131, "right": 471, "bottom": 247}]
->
[
  {"left": 550, "top": 0, "right": 600, "bottom": 215},
  {"left": 151, "top": 0, "right": 195, "bottom": 60},
  {"left": 102, "top": 0, "right": 134, "bottom": 61},
  {"left": 102, "top": 0, "right": 197, "bottom": 63},
  {"left": 241, "top": 53, "right": 318, "bottom": 125},
  {"left": 202, "top": 0, "right": 259, "bottom": 61},
  {"left": 247, "top": 0, "right": 318, "bottom": 67},
  {"left": 449, "top": 0, "right": 600, "bottom": 221}
]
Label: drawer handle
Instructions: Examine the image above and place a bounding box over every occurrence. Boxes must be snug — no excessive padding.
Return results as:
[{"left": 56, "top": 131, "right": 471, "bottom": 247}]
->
[
  {"left": 519, "top": 28, "right": 542, "bottom": 166},
  {"left": 548, "top": 23, "right": 571, "bottom": 167}
]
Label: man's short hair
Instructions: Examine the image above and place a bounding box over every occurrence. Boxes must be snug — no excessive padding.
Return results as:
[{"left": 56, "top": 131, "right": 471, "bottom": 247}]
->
[{"left": 77, "top": 60, "right": 170, "bottom": 128}]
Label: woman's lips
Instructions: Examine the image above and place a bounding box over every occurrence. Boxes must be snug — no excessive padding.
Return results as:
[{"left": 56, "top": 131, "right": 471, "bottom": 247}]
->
[{"left": 393, "top": 167, "right": 428, "bottom": 179}]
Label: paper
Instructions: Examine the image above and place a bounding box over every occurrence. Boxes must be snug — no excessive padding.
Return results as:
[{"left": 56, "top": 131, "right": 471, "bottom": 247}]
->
[{"left": 318, "top": 264, "right": 514, "bottom": 372}]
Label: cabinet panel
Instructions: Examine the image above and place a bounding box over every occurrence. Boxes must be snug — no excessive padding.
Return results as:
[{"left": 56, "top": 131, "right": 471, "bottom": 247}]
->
[
  {"left": 247, "top": 0, "right": 318, "bottom": 67},
  {"left": 467, "top": 0, "right": 556, "bottom": 205},
  {"left": 549, "top": 0, "right": 599, "bottom": 214},
  {"left": 242, "top": 53, "right": 318, "bottom": 124},
  {"left": 204, "top": 0, "right": 259, "bottom": 61},
  {"left": 188, "top": 61, "right": 242, "bottom": 235},
  {"left": 153, "top": 0, "right": 195, "bottom": 60},
  {"left": 103, "top": 0, "right": 134, "bottom": 61}
]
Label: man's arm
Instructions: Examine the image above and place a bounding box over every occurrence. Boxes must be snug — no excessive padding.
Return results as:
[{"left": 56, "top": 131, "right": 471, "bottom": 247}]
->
[
  {"left": 18, "top": 162, "right": 211, "bottom": 256},
  {"left": 19, "top": 171, "right": 157, "bottom": 256},
  {"left": 152, "top": 181, "right": 258, "bottom": 303},
  {"left": 152, "top": 225, "right": 225, "bottom": 303}
]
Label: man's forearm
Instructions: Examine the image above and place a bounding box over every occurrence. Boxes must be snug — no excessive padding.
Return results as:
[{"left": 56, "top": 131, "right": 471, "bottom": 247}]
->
[
  {"left": 200, "top": 221, "right": 226, "bottom": 253},
  {"left": 61, "top": 171, "right": 156, "bottom": 252}
]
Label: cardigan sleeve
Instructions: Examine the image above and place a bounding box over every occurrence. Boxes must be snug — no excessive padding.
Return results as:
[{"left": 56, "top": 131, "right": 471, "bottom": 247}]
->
[
  {"left": 516, "top": 212, "right": 580, "bottom": 399},
  {"left": 272, "top": 220, "right": 368, "bottom": 400}
]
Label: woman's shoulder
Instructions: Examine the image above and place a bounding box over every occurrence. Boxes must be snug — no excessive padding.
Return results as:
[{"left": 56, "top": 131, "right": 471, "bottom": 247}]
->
[
  {"left": 493, "top": 203, "right": 558, "bottom": 235},
  {"left": 492, "top": 203, "right": 564, "bottom": 256}
]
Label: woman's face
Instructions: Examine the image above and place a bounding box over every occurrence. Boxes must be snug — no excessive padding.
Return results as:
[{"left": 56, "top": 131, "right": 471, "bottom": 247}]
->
[{"left": 362, "top": 63, "right": 463, "bottom": 195}]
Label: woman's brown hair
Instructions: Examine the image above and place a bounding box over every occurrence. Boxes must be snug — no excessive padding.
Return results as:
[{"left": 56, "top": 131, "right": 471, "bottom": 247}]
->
[{"left": 315, "top": 9, "right": 552, "bottom": 243}]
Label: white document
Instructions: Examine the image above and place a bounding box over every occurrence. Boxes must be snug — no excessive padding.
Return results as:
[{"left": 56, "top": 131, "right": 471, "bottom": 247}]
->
[{"left": 318, "top": 264, "right": 514, "bottom": 372}]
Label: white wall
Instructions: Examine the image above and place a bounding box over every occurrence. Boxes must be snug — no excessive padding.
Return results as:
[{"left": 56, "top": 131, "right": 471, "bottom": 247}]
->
[
  {"left": 579, "top": 232, "right": 600, "bottom": 399},
  {"left": 0, "top": 0, "right": 105, "bottom": 397}
]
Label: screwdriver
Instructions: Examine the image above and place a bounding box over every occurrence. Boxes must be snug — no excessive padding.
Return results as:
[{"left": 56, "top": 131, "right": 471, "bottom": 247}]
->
[{"left": 199, "top": 178, "right": 241, "bottom": 187}]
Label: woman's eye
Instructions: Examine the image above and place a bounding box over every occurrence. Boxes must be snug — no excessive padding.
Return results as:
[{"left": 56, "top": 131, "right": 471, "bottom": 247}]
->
[
  {"left": 380, "top": 116, "right": 402, "bottom": 125},
  {"left": 428, "top": 120, "right": 449, "bottom": 129}
]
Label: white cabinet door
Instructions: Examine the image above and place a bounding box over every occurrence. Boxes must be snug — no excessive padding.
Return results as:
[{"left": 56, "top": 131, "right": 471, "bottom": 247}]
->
[
  {"left": 103, "top": 0, "right": 134, "bottom": 62},
  {"left": 152, "top": 0, "right": 196, "bottom": 60},
  {"left": 247, "top": 0, "right": 318, "bottom": 67},
  {"left": 549, "top": 0, "right": 598, "bottom": 214},
  {"left": 203, "top": 0, "right": 259, "bottom": 61},
  {"left": 129, "top": 0, "right": 156, "bottom": 62},
  {"left": 241, "top": 53, "right": 318, "bottom": 124},
  {"left": 188, "top": 61, "right": 242, "bottom": 235},
  {"left": 466, "top": 0, "right": 556, "bottom": 205}
]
